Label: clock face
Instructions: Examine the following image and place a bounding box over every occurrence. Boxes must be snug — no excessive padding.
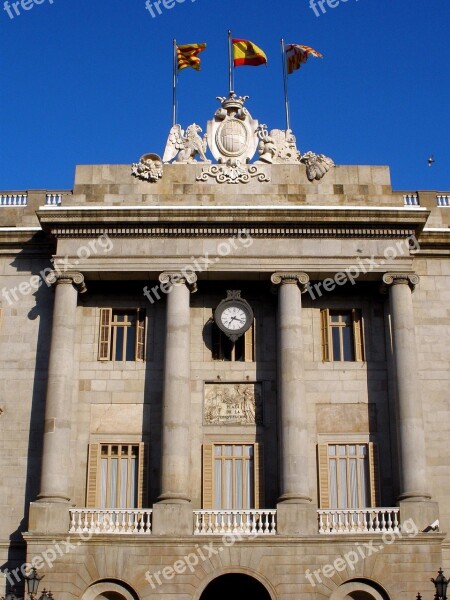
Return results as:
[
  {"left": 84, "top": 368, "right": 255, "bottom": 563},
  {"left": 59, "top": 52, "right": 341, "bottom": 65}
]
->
[{"left": 220, "top": 306, "right": 248, "bottom": 331}]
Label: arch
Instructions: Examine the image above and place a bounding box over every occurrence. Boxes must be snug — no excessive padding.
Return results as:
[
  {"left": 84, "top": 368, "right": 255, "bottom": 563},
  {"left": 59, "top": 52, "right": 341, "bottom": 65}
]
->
[
  {"left": 196, "top": 570, "right": 275, "bottom": 600},
  {"left": 330, "top": 579, "right": 391, "bottom": 600},
  {"left": 80, "top": 579, "right": 140, "bottom": 600}
]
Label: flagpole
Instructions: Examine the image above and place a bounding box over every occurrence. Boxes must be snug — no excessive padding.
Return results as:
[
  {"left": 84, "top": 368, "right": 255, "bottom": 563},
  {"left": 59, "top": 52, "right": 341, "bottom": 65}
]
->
[
  {"left": 228, "top": 30, "right": 234, "bottom": 96},
  {"left": 172, "top": 38, "right": 177, "bottom": 126},
  {"left": 281, "top": 38, "right": 291, "bottom": 132}
]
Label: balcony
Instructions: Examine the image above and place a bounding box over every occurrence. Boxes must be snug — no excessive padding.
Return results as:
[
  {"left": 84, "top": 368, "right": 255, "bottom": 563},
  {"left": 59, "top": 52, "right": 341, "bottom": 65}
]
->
[
  {"left": 0, "top": 192, "right": 64, "bottom": 207},
  {"left": 193, "top": 509, "right": 277, "bottom": 535},
  {"left": 69, "top": 508, "right": 153, "bottom": 534},
  {"left": 318, "top": 507, "right": 400, "bottom": 534}
]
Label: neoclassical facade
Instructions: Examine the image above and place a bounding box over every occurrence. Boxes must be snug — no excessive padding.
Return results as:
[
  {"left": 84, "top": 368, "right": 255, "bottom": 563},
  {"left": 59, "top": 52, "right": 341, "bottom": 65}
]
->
[{"left": 0, "top": 161, "right": 449, "bottom": 600}]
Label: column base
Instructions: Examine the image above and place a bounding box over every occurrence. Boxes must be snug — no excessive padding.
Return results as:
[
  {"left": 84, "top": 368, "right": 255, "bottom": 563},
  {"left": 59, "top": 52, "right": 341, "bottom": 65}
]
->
[
  {"left": 276, "top": 502, "right": 318, "bottom": 535},
  {"left": 277, "top": 492, "right": 312, "bottom": 504},
  {"left": 151, "top": 502, "right": 193, "bottom": 535},
  {"left": 157, "top": 492, "right": 191, "bottom": 504},
  {"left": 398, "top": 499, "right": 439, "bottom": 533},
  {"left": 28, "top": 502, "right": 70, "bottom": 534}
]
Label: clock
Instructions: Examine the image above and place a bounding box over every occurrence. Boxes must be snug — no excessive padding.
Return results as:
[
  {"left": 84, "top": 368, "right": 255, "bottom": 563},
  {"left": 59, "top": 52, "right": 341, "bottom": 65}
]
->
[{"left": 214, "top": 290, "right": 254, "bottom": 342}]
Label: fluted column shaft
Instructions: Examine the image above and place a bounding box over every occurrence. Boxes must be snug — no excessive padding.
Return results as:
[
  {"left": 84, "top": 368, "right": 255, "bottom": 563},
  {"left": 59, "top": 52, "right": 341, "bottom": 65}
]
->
[
  {"left": 383, "top": 273, "right": 430, "bottom": 501},
  {"left": 158, "top": 272, "right": 196, "bottom": 503},
  {"left": 38, "top": 272, "right": 86, "bottom": 503},
  {"left": 271, "top": 272, "right": 311, "bottom": 503}
]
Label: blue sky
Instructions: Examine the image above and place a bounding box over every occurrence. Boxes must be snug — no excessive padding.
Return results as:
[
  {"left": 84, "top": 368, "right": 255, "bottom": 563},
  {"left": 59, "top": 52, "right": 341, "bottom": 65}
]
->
[{"left": 1, "top": 0, "right": 449, "bottom": 191}]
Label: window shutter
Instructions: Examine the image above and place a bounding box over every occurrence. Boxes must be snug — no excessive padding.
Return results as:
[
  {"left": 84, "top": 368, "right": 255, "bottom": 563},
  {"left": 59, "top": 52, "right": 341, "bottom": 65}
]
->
[
  {"left": 317, "top": 444, "right": 330, "bottom": 509},
  {"left": 135, "top": 309, "right": 146, "bottom": 361},
  {"left": 212, "top": 324, "right": 223, "bottom": 360},
  {"left": 244, "top": 320, "right": 255, "bottom": 362},
  {"left": 202, "top": 443, "right": 214, "bottom": 509},
  {"left": 98, "top": 308, "right": 112, "bottom": 361},
  {"left": 368, "top": 442, "right": 380, "bottom": 507},
  {"left": 320, "top": 309, "right": 331, "bottom": 361},
  {"left": 352, "top": 308, "right": 364, "bottom": 362},
  {"left": 254, "top": 443, "right": 265, "bottom": 509},
  {"left": 137, "top": 442, "right": 147, "bottom": 508},
  {"left": 86, "top": 443, "right": 100, "bottom": 507}
]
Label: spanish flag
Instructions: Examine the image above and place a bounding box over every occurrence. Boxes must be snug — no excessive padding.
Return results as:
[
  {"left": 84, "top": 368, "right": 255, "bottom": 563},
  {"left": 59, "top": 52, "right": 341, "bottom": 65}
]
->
[
  {"left": 232, "top": 38, "right": 268, "bottom": 67},
  {"left": 176, "top": 43, "right": 207, "bottom": 72},
  {"left": 286, "top": 44, "right": 323, "bottom": 75}
]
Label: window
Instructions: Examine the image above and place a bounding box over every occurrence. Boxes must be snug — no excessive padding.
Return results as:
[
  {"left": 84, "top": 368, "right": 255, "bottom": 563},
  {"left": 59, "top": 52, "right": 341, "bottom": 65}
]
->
[
  {"left": 212, "top": 320, "right": 255, "bottom": 362},
  {"left": 86, "top": 443, "right": 147, "bottom": 508},
  {"left": 321, "top": 308, "right": 364, "bottom": 362},
  {"left": 317, "top": 442, "right": 379, "bottom": 509},
  {"left": 98, "top": 308, "right": 145, "bottom": 361},
  {"left": 202, "top": 443, "right": 264, "bottom": 509}
]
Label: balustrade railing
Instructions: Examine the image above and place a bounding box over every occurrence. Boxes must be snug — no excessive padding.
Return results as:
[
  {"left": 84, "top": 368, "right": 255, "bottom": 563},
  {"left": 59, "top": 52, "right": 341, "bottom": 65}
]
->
[
  {"left": 193, "top": 509, "right": 276, "bottom": 535},
  {"left": 69, "top": 508, "right": 152, "bottom": 534},
  {"left": 0, "top": 194, "right": 28, "bottom": 206},
  {"left": 436, "top": 195, "right": 450, "bottom": 207},
  {"left": 403, "top": 194, "right": 419, "bottom": 206},
  {"left": 318, "top": 508, "right": 400, "bottom": 534}
]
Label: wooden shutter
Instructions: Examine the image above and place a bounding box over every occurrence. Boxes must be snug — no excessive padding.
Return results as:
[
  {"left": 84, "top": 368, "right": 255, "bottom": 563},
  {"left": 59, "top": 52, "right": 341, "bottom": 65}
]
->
[
  {"left": 98, "top": 308, "right": 112, "bottom": 361},
  {"left": 202, "top": 443, "right": 214, "bottom": 509},
  {"left": 320, "top": 309, "right": 331, "bottom": 361},
  {"left": 352, "top": 308, "right": 364, "bottom": 362},
  {"left": 135, "top": 309, "right": 146, "bottom": 361},
  {"left": 368, "top": 442, "right": 380, "bottom": 507},
  {"left": 137, "top": 442, "right": 147, "bottom": 508},
  {"left": 317, "top": 444, "right": 330, "bottom": 509},
  {"left": 211, "top": 323, "right": 223, "bottom": 360},
  {"left": 86, "top": 443, "right": 100, "bottom": 507},
  {"left": 244, "top": 320, "right": 255, "bottom": 362},
  {"left": 254, "top": 443, "right": 264, "bottom": 509}
]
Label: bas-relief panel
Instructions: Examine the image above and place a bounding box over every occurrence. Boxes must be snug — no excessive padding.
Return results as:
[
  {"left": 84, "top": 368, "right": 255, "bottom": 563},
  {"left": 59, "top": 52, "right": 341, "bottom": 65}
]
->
[{"left": 204, "top": 382, "right": 263, "bottom": 425}]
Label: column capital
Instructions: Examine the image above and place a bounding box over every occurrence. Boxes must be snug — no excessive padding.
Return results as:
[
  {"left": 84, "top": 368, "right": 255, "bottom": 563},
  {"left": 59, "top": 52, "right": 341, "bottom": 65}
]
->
[
  {"left": 271, "top": 272, "right": 310, "bottom": 292},
  {"left": 46, "top": 270, "right": 87, "bottom": 293},
  {"left": 382, "top": 272, "right": 420, "bottom": 291},
  {"left": 159, "top": 271, "right": 198, "bottom": 293}
]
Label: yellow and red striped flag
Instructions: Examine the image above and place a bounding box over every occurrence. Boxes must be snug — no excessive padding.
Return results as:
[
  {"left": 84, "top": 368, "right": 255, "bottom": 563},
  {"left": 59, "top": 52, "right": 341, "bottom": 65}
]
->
[
  {"left": 286, "top": 44, "right": 323, "bottom": 75},
  {"left": 232, "top": 38, "right": 268, "bottom": 67},
  {"left": 176, "top": 43, "right": 207, "bottom": 72}
]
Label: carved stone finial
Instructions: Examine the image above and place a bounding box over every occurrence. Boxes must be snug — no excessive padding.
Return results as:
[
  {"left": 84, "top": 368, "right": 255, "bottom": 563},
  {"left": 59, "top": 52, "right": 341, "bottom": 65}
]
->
[
  {"left": 382, "top": 273, "right": 420, "bottom": 291},
  {"left": 131, "top": 153, "right": 163, "bottom": 182},
  {"left": 271, "top": 272, "right": 310, "bottom": 292},
  {"left": 300, "top": 151, "right": 335, "bottom": 181},
  {"left": 162, "top": 124, "right": 210, "bottom": 164},
  {"left": 256, "top": 125, "right": 302, "bottom": 164},
  {"left": 159, "top": 271, "right": 198, "bottom": 293},
  {"left": 45, "top": 271, "right": 87, "bottom": 293}
]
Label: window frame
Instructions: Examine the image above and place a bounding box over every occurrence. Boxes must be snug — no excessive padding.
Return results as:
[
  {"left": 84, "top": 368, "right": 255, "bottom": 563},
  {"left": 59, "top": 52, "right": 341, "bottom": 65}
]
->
[
  {"left": 321, "top": 308, "right": 364, "bottom": 362},
  {"left": 98, "top": 308, "right": 146, "bottom": 362},
  {"left": 211, "top": 317, "right": 255, "bottom": 362},
  {"left": 202, "top": 442, "right": 264, "bottom": 509},
  {"left": 317, "top": 440, "right": 379, "bottom": 509},
  {"left": 86, "top": 442, "right": 147, "bottom": 508}
]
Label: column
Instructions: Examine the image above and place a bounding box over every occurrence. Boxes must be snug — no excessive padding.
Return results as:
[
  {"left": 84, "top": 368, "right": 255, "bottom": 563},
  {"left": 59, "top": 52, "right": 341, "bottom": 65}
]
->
[
  {"left": 271, "top": 272, "right": 312, "bottom": 504},
  {"left": 382, "top": 273, "right": 431, "bottom": 502},
  {"left": 37, "top": 271, "right": 86, "bottom": 503},
  {"left": 157, "top": 272, "right": 197, "bottom": 504}
]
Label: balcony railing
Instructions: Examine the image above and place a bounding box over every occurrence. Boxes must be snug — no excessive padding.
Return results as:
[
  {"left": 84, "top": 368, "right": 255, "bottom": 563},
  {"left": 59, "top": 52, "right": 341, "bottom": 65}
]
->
[
  {"left": 0, "top": 192, "right": 64, "bottom": 207},
  {"left": 0, "top": 193, "right": 28, "bottom": 206},
  {"left": 194, "top": 509, "right": 276, "bottom": 535},
  {"left": 69, "top": 508, "right": 152, "bottom": 534},
  {"left": 403, "top": 194, "right": 419, "bottom": 206},
  {"left": 437, "top": 194, "right": 450, "bottom": 207},
  {"left": 318, "top": 508, "right": 400, "bottom": 534}
]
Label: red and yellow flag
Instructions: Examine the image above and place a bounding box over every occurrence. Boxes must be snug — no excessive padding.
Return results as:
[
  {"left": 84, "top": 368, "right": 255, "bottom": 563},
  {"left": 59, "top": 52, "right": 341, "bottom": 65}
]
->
[
  {"left": 232, "top": 38, "right": 268, "bottom": 67},
  {"left": 176, "top": 43, "right": 207, "bottom": 72},
  {"left": 286, "top": 44, "right": 323, "bottom": 75}
]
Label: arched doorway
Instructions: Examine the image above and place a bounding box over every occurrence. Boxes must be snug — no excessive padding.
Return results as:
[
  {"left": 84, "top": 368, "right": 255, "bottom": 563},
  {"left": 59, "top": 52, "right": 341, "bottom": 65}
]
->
[
  {"left": 330, "top": 579, "right": 390, "bottom": 600},
  {"left": 200, "top": 574, "right": 272, "bottom": 600},
  {"left": 80, "top": 579, "right": 139, "bottom": 600}
]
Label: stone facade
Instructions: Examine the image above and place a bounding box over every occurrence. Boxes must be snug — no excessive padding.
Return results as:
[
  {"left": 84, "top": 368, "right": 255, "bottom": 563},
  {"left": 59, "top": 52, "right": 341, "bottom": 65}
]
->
[{"left": 0, "top": 163, "right": 449, "bottom": 600}]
